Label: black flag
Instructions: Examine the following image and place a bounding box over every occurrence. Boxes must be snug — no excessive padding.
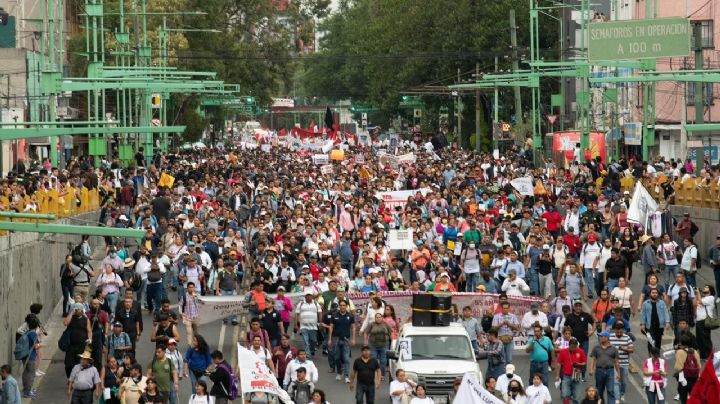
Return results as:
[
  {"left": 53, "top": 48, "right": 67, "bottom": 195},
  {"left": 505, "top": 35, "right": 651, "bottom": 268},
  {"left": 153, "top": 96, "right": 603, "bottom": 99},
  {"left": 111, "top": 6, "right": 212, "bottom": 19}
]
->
[{"left": 324, "top": 106, "right": 334, "bottom": 131}]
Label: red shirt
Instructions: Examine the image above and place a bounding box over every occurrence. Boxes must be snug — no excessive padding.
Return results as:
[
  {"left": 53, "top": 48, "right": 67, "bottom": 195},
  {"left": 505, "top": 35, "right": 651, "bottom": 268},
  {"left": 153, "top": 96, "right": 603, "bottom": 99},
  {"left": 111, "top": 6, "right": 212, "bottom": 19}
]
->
[
  {"left": 564, "top": 234, "right": 582, "bottom": 255},
  {"left": 542, "top": 211, "right": 562, "bottom": 232},
  {"left": 556, "top": 347, "right": 587, "bottom": 376}
]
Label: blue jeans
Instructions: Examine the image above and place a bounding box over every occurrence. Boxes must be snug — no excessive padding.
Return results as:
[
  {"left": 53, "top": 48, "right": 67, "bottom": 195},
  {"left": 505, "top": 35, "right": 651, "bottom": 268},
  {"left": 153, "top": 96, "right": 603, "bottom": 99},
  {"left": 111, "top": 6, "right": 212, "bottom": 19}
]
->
[
  {"left": 502, "top": 340, "right": 514, "bottom": 365},
  {"left": 105, "top": 292, "right": 119, "bottom": 318},
  {"left": 333, "top": 337, "right": 351, "bottom": 377},
  {"left": 664, "top": 265, "right": 679, "bottom": 288},
  {"left": 136, "top": 279, "right": 147, "bottom": 308},
  {"left": 486, "top": 363, "right": 504, "bottom": 380},
  {"left": 607, "top": 278, "right": 619, "bottom": 293},
  {"left": 614, "top": 364, "right": 628, "bottom": 400},
  {"left": 595, "top": 272, "right": 605, "bottom": 297},
  {"left": 146, "top": 283, "right": 163, "bottom": 313},
  {"left": 584, "top": 268, "right": 596, "bottom": 298},
  {"left": 527, "top": 268, "right": 540, "bottom": 295},
  {"left": 221, "top": 290, "right": 237, "bottom": 322},
  {"left": 562, "top": 374, "right": 581, "bottom": 404},
  {"left": 552, "top": 268, "right": 560, "bottom": 295},
  {"left": 595, "top": 367, "right": 616, "bottom": 404},
  {"left": 355, "top": 382, "right": 375, "bottom": 404},
  {"left": 370, "top": 346, "right": 387, "bottom": 377},
  {"left": 465, "top": 272, "right": 480, "bottom": 292},
  {"left": 189, "top": 371, "right": 209, "bottom": 394},
  {"left": 529, "top": 360, "right": 549, "bottom": 386},
  {"left": 300, "top": 329, "right": 318, "bottom": 356},
  {"left": 646, "top": 386, "right": 666, "bottom": 404},
  {"left": 684, "top": 270, "right": 697, "bottom": 289}
]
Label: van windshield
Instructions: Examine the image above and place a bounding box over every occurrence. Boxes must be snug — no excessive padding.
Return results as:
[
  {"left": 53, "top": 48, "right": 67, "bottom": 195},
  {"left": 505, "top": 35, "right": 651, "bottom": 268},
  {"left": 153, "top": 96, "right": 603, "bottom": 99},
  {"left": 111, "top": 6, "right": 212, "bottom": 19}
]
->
[{"left": 404, "top": 335, "right": 474, "bottom": 360}]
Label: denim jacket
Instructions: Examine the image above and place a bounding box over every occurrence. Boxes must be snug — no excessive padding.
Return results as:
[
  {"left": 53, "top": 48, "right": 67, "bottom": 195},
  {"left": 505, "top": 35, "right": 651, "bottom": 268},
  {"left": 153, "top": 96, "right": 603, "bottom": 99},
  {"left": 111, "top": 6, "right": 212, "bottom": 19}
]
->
[{"left": 640, "top": 299, "right": 670, "bottom": 327}]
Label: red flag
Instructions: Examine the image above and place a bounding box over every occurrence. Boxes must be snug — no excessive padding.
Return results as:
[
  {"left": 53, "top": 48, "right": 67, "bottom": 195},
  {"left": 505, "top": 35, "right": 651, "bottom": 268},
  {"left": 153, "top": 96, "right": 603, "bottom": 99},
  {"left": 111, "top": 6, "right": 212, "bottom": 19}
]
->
[{"left": 687, "top": 353, "right": 720, "bottom": 404}]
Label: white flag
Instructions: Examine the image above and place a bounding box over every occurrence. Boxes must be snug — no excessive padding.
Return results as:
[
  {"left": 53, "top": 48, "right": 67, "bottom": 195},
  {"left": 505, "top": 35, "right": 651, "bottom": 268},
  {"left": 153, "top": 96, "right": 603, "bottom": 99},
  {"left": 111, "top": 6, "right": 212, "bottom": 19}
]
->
[
  {"left": 453, "top": 373, "right": 504, "bottom": 404},
  {"left": 510, "top": 176, "right": 534, "bottom": 196},
  {"left": 237, "top": 344, "right": 295, "bottom": 403},
  {"left": 627, "top": 182, "right": 658, "bottom": 227}
]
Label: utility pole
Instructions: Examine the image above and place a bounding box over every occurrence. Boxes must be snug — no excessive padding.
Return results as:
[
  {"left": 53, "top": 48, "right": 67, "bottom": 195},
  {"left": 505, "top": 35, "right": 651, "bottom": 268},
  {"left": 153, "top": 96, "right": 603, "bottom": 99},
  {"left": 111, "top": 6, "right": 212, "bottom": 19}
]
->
[
  {"left": 693, "top": 21, "right": 704, "bottom": 169},
  {"left": 493, "top": 56, "right": 499, "bottom": 151},
  {"left": 510, "top": 9, "right": 522, "bottom": 126},
  {"left": 475, "top": 62, "right": 481, "bottom": 151},
  {"left": 457, "top": 67, "right": 462, "bottom": 148}
]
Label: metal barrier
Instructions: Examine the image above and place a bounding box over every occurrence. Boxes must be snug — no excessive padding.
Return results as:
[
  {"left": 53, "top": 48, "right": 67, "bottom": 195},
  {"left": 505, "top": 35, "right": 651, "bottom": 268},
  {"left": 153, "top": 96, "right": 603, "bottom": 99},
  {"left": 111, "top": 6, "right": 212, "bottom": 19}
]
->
[{"left": 0, "top": 187, "right": 101, "bottom": 235}]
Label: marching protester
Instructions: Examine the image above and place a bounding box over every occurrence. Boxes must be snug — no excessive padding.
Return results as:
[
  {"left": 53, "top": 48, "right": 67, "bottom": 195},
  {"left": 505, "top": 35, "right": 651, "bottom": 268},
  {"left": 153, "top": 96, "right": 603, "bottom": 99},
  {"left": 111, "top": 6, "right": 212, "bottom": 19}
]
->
[{"left": 13, "top": 127, "right": 720, "bottom": 404}]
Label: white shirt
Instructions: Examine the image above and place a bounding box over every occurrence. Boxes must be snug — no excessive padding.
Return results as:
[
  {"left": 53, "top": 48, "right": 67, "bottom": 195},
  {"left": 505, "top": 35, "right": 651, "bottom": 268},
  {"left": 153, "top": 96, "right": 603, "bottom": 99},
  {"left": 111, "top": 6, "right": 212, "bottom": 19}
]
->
[
  {"left": 409, "top": 398, "right": 434, "bottom": 404},
  {"left": 189, "top": 394, "right": 215, "bottom": 404},
  {"left": 521, "top": 312, "right": 549, "bottom": 333},
  {"left": 283, "top": 359, "right": 319, "bottom": 386},
  {"left": 136, "top": 256, "right": 152, "bottom": 280},
  {"left": 525, "top": 384, "right": 551, "bottom": 404},
  {"left": 389, "top": 380, "right": 413, "bottom": 404},
  {"left": 611, "top": 287, "right": 633, "bottom": 309},
  {"left": 496, "top": 374, "right": 524, "bottom": 395},
  {"left": 580, "top": 242, "right": 602, "bottom": 269},
  {"left": 502, "top": 278, "right": 530, "bottom": 296},
  {"left": 681, "top": 245, "right": 697, "bottom": 271},
  {"left": 696, "top": 295, "right": 716, "bottom": 321},
  {"left": 295, "top": 299, "right": 321, "bottom": 330},
  {"left": 598, "top": 247, "right": 612, "bottom": 274},
  {"left": 657, "top": 242, "right": 679, "bottom": 266}
]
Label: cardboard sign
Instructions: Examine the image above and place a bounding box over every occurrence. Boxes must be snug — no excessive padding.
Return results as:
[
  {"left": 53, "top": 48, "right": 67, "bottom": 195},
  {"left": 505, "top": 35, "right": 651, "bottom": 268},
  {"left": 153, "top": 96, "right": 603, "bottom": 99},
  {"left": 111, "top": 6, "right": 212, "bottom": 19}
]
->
[
  {"left": 320, "top": 164, "right": 334, "bottom": 175},
  {"left": 260, "top": 144, "right": 272, "bottom": 153},
  {"left": 388, "top": 229, "right": 414, "bottom": 250},
  {"left": 396, "top": 152, "right": 416, "bottom": 164},
  {"left": 330, "top": 149, "right": 345, "bottom": 161},
  {"left": 312, "top": 154, "right": 329, "bottom": 165},
  {"left": 355, "top": 153, "right": 365, "bottom": 164}
]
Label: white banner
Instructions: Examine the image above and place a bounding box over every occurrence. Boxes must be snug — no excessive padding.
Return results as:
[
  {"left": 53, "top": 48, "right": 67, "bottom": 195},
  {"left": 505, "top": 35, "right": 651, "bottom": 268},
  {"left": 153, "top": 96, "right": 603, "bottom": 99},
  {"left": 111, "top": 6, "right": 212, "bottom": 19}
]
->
[
  {"left": 237, "top": 344, "right": 294, "bottom": 403},
  {"left": 354, "top": 153, "right": 365, "bottom": 164},
  {"left": 320, "top": 165, "right": 333, "bottom": 175},
  {"left": 260, "top": 144, "right": 272, "bottom": 153},
  {"left": 197, "top": 295, "right": 248, "bottom": 324},
  {"left": 627, "top": 182, "right": 658, "bottom": 227},
  {"left": 453, "top": 373, "right": 504, "bottom": 404},
  {"left": 312, "top": 154, "right": 329, "bottom": 165},
  {"left": 374, "top": 189, "right": 430, "bottom": 208},
  {"left": 388, "top": 229, "right": 414, "bottom": 250},
  {"left": 396, "top": 152, "right": 416, "bottom": 164},
  {"left": 510, "top": 176, "right": 534, "bottom": 196}
]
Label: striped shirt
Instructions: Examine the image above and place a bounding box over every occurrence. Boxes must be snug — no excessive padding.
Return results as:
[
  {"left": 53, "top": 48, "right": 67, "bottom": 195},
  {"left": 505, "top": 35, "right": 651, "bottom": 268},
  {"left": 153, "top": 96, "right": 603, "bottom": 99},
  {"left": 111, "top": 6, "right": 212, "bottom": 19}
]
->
[{"left": 608, "top": 333, "right": 632, "bottom": 365}]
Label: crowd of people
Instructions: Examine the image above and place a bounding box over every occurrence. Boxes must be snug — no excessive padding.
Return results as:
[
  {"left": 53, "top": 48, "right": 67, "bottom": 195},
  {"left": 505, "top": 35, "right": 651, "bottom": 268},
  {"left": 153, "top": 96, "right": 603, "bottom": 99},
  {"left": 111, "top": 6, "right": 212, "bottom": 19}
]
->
[{"left": 3, "top": 136, "right": 720, "bottom": 404}]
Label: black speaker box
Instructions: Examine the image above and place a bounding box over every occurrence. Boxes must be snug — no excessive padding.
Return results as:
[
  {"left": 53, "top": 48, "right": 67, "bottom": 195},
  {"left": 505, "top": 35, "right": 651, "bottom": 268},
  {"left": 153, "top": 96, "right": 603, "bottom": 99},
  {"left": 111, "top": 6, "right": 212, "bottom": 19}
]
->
[{"left": 412, "top": 311, "right": 434, "bottom": 327}]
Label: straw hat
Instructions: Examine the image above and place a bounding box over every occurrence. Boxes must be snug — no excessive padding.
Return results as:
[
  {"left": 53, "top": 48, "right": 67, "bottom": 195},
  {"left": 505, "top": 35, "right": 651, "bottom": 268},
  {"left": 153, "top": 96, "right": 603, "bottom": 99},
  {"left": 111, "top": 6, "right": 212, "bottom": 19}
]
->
[
  {"left": 639, "top": 235, "right": 653, "bottom": 245},
  {"left": 78, "top": 349, "right": 93, "bottom": 361},
  {"left": 123, "top": 258, "right": 136, "bottom": 268}
]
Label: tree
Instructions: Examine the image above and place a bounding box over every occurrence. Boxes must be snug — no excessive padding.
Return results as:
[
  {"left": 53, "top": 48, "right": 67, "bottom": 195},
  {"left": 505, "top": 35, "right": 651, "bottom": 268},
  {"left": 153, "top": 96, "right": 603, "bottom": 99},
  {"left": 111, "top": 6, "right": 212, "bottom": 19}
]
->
[{"left": 301, "top": 0, "right": 558, "bottom": 132}]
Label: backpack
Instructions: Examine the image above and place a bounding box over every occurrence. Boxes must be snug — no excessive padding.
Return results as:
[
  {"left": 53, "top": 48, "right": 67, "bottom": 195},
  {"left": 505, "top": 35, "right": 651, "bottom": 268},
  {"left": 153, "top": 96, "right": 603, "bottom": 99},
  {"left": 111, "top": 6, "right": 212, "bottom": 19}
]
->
[
  {"left": 690, "top": 221, "right": 699, "bottom": 237},
  {"left": 14, "top": 331, "right": 33, "bottom": 361},
  {"left": 147, "top": 267, "right": 163, "bottom": 282},
  {"left": 508, "top": 233, "right": 521, "bottom": 252},
  {"left": 217, "top": 363, "right": 239, "bottom": 401},
  {"left": 58, "top": 328, "right": 72, "bottom": 352},
  {"left": 691, "top": 246, "right": 702, "bottom": 269},
  {"left": 128, "top": 271, "right": 143, "bottom": 291},
  {"left": 683, "top": 348, "right": 700, "bottom": 378},
  {"left": 292, "top": 381, "right": 312, "bottom": 404}
]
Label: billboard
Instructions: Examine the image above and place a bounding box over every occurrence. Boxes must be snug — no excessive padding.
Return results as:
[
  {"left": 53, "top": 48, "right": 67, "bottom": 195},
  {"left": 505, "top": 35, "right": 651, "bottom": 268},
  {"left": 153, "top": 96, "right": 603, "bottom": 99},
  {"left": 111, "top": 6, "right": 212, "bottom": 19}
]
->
[{"left": 552, "top": 131, "right": 607, "bottom": 164}]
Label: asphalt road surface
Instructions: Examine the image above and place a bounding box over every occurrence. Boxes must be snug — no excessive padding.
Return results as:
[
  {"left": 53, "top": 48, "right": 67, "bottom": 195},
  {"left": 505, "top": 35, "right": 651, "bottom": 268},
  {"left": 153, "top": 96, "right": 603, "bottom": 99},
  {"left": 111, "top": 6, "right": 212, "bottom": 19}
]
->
[{"left": 32, "top": 262, "right": 720, "bottom": 404}]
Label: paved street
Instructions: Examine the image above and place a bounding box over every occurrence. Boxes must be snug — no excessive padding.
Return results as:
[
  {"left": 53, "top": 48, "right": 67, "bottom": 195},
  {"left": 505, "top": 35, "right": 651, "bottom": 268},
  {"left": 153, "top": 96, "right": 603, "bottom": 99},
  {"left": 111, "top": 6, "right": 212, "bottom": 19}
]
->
[{"left": 32, "top": 260, "right": 720, "bottom": 404}]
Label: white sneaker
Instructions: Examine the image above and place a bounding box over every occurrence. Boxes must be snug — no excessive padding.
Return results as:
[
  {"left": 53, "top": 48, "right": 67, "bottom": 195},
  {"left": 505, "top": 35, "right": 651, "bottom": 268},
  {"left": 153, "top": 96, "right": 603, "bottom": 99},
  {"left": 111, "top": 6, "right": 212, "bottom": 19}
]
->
[
  {"left": 620, "top": 395, "right": 625, "bottom": 403},
  {"left": 335, "top": 374, "right": 341, "bottom": 381},
  {"left": 35, "top": 370, "right": 45, "bottom": 377},
  {"left": 674, "top": 394, "right": 680, "bottom": 401},
  {"left": 345, "top": 377, "right": 351, "bottom": 383}
]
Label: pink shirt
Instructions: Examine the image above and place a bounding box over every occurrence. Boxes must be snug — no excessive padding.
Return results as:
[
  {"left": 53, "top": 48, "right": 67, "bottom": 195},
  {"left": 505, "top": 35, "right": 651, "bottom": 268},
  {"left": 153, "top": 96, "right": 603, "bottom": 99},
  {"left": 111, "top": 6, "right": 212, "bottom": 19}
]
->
[{"left": 97, "top": 272, "right": 122, "bottom": 295}]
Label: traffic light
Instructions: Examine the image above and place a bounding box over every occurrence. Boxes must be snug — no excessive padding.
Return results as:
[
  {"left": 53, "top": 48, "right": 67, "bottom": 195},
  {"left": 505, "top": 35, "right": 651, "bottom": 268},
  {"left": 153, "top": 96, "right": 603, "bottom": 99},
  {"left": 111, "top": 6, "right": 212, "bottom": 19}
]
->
[
  {"left": 402, "top": 95, "right": 409, "bottom": 102},
  {"left": 246, "top": 96, "right": 254, "bottom": 104}
]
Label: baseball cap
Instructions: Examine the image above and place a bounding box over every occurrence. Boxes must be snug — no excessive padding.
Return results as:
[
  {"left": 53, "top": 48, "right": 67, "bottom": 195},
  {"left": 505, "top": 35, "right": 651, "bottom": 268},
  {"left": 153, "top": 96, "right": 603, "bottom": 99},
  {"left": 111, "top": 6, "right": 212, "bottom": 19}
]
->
[
  {"left": 598, "top": 332, "right": 611, "bottom": 338},
  {"left": 168, "top": 338, "right": 177, "bottom": 345},
  {"left": 588, "top": 234, "right": 597, "bottom": 242},
  {"left": 505, "top": 364, "right": 515, "bottom": 374}
]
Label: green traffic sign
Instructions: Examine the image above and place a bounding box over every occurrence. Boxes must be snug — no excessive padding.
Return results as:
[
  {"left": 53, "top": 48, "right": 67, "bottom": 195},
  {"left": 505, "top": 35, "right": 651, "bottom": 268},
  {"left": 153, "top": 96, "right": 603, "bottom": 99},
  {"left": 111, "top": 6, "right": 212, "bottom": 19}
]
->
[{"left": 588, "top": 17, "right": 691, "bottom": 62}]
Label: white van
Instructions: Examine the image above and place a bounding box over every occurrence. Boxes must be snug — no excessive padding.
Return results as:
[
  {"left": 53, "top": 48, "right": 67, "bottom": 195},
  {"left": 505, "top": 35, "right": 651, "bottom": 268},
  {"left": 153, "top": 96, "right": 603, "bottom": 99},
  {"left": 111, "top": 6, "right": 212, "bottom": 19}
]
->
[{"left": 387, "top": 323, "right": 482, "bottom": 404}]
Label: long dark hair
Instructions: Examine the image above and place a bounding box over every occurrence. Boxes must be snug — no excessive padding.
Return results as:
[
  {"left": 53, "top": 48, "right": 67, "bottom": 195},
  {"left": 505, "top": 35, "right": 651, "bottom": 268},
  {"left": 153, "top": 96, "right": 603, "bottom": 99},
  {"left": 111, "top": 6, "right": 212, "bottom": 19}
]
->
[
  {"left": 194, "top": 334, "right": 210, "bottom": 354},
  {"left": 312, "top": 389, "right": 326, "bottom": 403}
]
